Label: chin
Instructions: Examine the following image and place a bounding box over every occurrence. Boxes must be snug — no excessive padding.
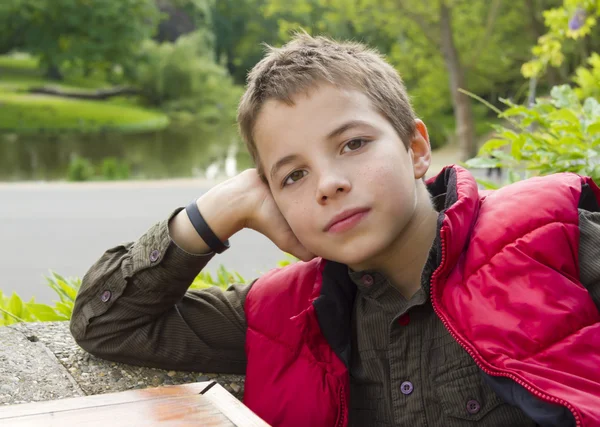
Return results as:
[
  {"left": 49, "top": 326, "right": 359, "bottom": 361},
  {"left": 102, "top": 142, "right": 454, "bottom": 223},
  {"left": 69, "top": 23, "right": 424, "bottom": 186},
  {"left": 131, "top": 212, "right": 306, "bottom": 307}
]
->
[{"left": 322, "top": 243, "right": 383, "bottom": 268}]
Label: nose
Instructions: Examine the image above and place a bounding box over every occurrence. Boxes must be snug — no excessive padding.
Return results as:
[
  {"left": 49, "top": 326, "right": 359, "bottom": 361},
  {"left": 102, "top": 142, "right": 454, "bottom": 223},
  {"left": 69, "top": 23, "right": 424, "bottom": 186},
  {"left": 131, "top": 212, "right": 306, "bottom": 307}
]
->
[{"left": 316, "top": 171, "right": 351, "bottom": 204}]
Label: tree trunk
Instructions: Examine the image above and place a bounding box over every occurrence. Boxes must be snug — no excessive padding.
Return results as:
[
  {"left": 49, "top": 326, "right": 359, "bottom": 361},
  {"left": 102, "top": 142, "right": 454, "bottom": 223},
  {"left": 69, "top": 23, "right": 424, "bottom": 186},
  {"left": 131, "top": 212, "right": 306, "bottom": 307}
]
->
[
  {"left": 45, "top": 64, "right": 63, "bottom": 81},
  {"left": 439, "top": 2, "right": 476, "bottom": 160}
]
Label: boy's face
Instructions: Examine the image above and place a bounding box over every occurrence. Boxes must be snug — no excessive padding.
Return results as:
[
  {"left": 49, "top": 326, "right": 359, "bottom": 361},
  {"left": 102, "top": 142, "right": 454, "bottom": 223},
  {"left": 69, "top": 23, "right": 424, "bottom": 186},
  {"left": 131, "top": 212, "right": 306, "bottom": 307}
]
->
[{"left": 253, "top": 84, "right": 431, "bottom": 268}]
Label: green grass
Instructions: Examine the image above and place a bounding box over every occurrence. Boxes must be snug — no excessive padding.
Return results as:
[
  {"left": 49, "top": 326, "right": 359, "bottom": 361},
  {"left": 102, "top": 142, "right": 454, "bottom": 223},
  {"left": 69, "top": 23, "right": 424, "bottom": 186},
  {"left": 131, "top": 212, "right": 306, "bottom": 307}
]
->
[
  {"left": 0, "top": 54, "right": 39, "bottom": 74},
  {"left": 0, "top": 53, "right": 169, "bottom": 133},
  {"left": 0, "top": 92, "right": 169, "bottom": 133}
]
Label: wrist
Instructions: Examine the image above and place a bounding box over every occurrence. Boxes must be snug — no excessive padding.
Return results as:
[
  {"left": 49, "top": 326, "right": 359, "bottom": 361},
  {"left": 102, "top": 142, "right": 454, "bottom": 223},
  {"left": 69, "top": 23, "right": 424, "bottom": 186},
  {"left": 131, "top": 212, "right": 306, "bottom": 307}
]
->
[
  {"left": 169, "top": 182, "right": 247, "bottom": 255},
  {"left": 195, "top": 183, "right": 248, "bottom": 242}
]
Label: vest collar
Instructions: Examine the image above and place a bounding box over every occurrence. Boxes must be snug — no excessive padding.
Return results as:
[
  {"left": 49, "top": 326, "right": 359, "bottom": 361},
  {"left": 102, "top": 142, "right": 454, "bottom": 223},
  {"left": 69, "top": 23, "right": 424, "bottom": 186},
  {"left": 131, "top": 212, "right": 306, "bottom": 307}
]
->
[{"left": 426, "top": 165, "right": 480, "bottom": 279}]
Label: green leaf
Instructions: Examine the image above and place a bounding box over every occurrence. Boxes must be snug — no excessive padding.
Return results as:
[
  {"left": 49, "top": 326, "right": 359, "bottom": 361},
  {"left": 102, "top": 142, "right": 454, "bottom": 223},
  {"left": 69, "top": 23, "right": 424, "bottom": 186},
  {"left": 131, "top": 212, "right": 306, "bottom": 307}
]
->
[
  {"left": 478, "top": 139, "right": 509, "bottom": 155},
  {"left": 8, "top": 293, "right": 23, "bottom": 319},
  {"left": 464, "top": 157, "right": 500, "bottom": 169},
  {"left": 511, "top": 135, "right": 526, "bottom": 161},
  {"left": 508, "top": 170, "right": 522, "bottom": 184},
  {"left": 474, "top": 178, "right": 500, "bottom": 190},
  {"left": 548, "top": 109, "right": 581, "bottom": 126},
  {"left": 584, "top": 98, "right": 600, "bottom": 120},
  {"left": 26, "top": 303, "right": 67, "bottom": 321},
  {"left": 53, "top": 301, "right": 74, "bottom": 318},
  {"left": 587, "top": 122, "right": 600, "bottom": 135}
]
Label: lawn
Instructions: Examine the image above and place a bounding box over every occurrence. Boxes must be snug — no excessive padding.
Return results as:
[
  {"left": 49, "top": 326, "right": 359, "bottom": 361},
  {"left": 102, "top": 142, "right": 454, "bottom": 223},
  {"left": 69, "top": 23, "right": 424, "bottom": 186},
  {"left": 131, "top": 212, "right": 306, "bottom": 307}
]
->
[
  {"left": 0, "top": 92, "right": 169, "bottom": 133},
  {"left": 0, "top": 54, "right": 169, "bottom": 133}
]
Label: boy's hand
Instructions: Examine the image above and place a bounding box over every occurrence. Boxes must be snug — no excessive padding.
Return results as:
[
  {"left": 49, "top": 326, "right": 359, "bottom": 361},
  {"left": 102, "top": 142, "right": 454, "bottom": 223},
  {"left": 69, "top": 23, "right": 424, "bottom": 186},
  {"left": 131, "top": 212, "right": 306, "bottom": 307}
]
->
[
  {"left": 241, "top": 169, "right": 315, "bottom": 262},
  {"left": 169, "top": 169, "right": 315, "bottom": 262}
]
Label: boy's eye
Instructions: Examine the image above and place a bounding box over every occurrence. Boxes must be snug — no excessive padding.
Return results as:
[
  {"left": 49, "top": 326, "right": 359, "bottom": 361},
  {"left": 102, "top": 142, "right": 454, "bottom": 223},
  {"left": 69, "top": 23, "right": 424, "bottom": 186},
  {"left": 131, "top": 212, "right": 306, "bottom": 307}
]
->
[
  {"left": 284, "top": 170, "right": 307, "bottom": 186},
  {"left": 341, "top": 138, "right": 367, "bottom": 153}
]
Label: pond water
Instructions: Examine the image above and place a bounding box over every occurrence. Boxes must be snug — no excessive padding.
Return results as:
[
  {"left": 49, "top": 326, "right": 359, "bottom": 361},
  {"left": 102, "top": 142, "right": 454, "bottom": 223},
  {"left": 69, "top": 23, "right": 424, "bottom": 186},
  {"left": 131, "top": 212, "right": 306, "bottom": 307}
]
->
[{"left": 0, "top": 122, "right": 250, "bottom": 181}]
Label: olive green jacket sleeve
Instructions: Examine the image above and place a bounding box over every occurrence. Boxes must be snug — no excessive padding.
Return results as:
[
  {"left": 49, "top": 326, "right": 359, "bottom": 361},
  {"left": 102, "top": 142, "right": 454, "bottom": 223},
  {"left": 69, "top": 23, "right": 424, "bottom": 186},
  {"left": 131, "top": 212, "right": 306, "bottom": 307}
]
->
[{"left": 70, "top": 209, "right": 250, "bottom": 374}]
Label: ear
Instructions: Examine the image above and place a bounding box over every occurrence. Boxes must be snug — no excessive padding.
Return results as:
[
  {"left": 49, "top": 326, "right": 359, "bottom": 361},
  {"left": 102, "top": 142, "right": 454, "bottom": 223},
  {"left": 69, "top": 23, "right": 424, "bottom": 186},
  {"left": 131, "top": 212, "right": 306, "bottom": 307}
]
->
[{"left": 410, "top": 119, "right": 431, "bottom": 180}]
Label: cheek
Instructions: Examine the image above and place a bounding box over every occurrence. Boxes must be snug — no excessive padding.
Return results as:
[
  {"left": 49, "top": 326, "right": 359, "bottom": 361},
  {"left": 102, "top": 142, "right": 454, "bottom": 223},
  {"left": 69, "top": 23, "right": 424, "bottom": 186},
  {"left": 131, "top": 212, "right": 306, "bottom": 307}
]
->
[{"left": 280, "top": 196, "right": 312, "bottom": 234}]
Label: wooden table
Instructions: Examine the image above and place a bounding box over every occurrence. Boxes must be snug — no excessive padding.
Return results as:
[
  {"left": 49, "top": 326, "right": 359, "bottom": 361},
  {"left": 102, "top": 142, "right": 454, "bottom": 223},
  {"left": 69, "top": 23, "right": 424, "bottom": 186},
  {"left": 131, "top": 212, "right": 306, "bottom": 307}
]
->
[{"left": 0, "top": 381, "right": 270, "bottom": 426}]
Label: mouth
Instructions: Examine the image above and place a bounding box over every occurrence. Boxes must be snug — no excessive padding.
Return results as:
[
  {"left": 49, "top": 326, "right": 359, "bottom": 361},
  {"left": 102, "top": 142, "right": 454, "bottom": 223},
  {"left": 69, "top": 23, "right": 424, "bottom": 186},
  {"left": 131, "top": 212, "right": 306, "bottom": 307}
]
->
[{"left": 324, "top": 207, "right": 371, "bottom": 233}]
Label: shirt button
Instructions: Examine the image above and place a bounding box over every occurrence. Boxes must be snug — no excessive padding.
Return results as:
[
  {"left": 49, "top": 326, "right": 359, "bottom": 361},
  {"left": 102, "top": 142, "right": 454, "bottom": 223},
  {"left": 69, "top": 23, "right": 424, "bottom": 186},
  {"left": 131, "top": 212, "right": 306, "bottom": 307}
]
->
[
  {"left": 398, "top": 314, "right": 410, "bottom": 326},
  {"left": 361, "top": 274, "right": 374, "bottom": 286},
  {"left": 100, "top": 290, "right": 112, "bottom": 303},
  {"left": 149, "top": 249, "right": 160, "bottom": 263},
  {"left": 400, "top": 381, "right": 413, "bottom": 395},
  {"left": 466, "top": 399, "right": 481, "bottom": 414}
]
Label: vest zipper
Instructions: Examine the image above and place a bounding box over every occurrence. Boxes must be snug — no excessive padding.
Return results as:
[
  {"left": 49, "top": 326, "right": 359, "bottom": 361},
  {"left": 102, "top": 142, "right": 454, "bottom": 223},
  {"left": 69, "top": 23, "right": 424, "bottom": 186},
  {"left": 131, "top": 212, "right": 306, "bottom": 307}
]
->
[
  {"left": 430, "top": 226, "right": 582, "bottom": 427},
  {"left": 336, "top": 385, "right": 347, "bottom": 427}
]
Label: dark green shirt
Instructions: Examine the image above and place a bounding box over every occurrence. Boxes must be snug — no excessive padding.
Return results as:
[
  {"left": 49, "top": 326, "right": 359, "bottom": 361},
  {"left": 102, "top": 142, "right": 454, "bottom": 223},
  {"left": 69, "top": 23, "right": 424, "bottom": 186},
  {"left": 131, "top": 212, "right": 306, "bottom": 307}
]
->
[{"left": 70, "top": 208, "right": 600, "bottom": 426}]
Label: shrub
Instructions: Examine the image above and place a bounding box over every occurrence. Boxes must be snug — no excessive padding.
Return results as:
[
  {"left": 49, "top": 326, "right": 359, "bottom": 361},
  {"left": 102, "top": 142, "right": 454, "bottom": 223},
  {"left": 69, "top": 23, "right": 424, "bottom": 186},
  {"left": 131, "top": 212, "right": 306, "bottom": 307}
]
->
[
  {"left": 465, "top": 84, "right": 600, "bottom": 188},
  {"left": 67, "top": 156, "right": 95, "bottom": 182},
  {"left": 134, "top": 30, "right": 242, "bottom": 124},
  {"left": 100, "top": 157, "right": 131, "bottom": 181}
]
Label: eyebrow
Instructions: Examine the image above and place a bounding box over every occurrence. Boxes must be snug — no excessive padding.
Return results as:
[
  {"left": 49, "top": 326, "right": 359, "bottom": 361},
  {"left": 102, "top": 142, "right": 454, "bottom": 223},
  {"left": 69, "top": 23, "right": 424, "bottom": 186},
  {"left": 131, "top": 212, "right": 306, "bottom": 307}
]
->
[
  {"left": 269, "top": 120, "right": 372, "bottom": 181},
  {"left": 270, "top": 154, "right": 300, "bottom": 181},
  {"left": 326, "top": 120, "right": 371, "bottom": 140}
]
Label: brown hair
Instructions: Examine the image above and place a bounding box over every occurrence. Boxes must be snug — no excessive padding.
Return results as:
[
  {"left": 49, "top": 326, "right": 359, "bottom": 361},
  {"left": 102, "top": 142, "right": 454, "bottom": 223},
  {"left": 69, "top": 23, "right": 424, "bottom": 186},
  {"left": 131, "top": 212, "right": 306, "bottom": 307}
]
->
[{"left": 237, "top": 32, "right": 416, "bottom": 177}]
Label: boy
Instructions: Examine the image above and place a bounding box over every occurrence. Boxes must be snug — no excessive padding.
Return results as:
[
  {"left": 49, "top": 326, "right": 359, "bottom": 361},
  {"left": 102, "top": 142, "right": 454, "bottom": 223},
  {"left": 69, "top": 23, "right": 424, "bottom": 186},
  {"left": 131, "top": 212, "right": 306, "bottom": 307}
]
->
[{"left": 71, "top": 33, "right": 600, "bottom": 426}]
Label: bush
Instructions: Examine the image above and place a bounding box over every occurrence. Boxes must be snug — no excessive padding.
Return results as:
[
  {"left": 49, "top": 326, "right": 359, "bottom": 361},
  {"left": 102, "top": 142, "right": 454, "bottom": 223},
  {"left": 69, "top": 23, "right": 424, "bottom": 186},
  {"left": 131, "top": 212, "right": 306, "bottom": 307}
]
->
[
  {"left": 101, "top": 157, "right": 131, "bottom": 181},
  {"left": 465, "top": 84, "right": 600, "bottom": 187},
  {"left": 134, "top": 30, "right": 242, "bottom": 124},
  {"left": 573, "top": 52, "right": 600, "bottom": 100},
  {"left": 67, "top": 156, "right": 95, "bottom": 182}
]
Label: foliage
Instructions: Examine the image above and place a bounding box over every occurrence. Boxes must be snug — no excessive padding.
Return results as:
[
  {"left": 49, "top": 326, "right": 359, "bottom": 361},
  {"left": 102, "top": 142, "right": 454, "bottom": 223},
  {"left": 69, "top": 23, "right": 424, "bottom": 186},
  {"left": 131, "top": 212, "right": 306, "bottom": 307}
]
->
[
  {"left": 67, "top": 156, "right": 95, "bottom": 182},
  {"left": 465, "top": 84, "right": 600, "bottom": 186},
  {"left": 573, "top": 52, "right": 600, "bottom": 99},
  {"left": 523, "top": 0, "right": 600, "bottom": 78},
  {"left": 66, "top": 156, "right": 132, "bottom": 182},
  {"left": 0, "top": 265, "right": 249, "bottom": 326},
  {"left": 0, "top": 272, "right": 75, "bottom": 326},
  {"left": 0, "top": 92, "right": 169, "bottom": 134},
  {"left": 212, "top": 0, "right": 280, "bottom": 83},
  {"left": 0, "top": 0, "right": 160, "bottom": 79},
  {"left": 0, "top": 255, "right": 302, "bottom": 327},
  {"left": 261, "top": 0, "right": 539, "bottom": 149},
  {"left": 156, "top": 0, "right": 214, "bottom": 42},
  {"left": 135, "top": 30, "right": 242, "bottom": 123},
  {"left": 190, "top": 265, "right": 247, "bottom": 290},
  {"left": 100, "top": 158, "right": 131, "bottom": 181}
]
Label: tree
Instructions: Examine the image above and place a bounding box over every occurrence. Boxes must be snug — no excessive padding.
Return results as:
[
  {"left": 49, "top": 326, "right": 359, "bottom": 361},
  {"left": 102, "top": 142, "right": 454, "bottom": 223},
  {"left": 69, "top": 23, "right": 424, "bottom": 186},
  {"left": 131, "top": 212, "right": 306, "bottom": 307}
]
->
[
  {"left": 523, "top": 0, "right": 600, "bottom": 79},
  {"left": 262, "top": 0, "right": 541, "bottom": 159},
  {"left": 212, "top": 0, "right": 280, "bottom": 83},
  {"left": 155, "top": 0, "right": 214, "bottom": 43},
  {"left": 0, "top": 0, "right": 160, "bottom": 80}
]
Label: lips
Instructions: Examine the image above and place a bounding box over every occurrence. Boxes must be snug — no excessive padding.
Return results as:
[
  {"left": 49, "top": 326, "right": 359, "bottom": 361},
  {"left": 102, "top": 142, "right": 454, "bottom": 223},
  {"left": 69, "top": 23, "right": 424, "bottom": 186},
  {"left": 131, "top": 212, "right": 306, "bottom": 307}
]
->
[{"left": 324, "top": 207, "right": 371, "bottom": 232}]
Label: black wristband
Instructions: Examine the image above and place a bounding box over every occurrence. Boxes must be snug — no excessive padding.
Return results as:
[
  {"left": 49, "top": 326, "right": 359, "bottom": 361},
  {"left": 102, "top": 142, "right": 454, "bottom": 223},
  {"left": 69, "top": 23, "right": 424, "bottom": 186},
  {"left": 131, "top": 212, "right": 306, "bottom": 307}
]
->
[{"left": 185, "top": 201, "right": 230, "bottom": 254}]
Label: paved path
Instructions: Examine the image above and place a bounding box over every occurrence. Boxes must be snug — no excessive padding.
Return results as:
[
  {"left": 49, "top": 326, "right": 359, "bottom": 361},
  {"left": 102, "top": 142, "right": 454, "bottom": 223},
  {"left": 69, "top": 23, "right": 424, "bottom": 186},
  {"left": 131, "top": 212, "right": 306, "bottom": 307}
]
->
[{"left": 0, "top": 179, "right": 286, "bottom": 304}]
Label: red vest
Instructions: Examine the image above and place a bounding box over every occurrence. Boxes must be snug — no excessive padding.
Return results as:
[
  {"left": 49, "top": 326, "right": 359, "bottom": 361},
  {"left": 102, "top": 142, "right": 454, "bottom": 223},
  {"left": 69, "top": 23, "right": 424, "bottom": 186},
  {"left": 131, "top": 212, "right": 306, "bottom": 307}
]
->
[{"left": 243, "top": 166, "right": 600, "bottom": 427}]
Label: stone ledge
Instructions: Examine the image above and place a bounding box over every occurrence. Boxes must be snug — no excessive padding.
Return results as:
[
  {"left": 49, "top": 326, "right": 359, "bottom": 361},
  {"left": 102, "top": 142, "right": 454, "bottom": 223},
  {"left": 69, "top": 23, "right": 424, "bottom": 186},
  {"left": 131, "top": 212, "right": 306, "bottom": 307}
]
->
[{"left": 0, "top": 321, "right": 245, "bottom": 405}]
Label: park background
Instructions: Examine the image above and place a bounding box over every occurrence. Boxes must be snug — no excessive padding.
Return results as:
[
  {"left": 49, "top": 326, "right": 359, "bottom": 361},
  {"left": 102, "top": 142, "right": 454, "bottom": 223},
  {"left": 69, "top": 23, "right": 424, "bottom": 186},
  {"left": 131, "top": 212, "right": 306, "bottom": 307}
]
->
[{"left": 0, "top": 0, "right": 599, "bottom": 324}]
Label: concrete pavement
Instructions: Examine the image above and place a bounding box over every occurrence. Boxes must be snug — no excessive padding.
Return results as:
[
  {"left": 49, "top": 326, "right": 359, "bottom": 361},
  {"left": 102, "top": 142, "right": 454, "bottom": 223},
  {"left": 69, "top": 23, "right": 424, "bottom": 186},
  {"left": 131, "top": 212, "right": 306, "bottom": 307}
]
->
[{"left": 0, "top": 179, "right": 286, "bottom": 304}]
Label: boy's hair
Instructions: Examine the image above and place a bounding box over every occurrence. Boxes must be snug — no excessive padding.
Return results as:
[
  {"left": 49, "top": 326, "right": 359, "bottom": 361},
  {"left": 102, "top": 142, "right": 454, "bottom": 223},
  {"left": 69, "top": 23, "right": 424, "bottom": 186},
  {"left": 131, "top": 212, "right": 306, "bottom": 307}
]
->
[{"left": 237, "top": 32, "right": 417, "bottom": 178}]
